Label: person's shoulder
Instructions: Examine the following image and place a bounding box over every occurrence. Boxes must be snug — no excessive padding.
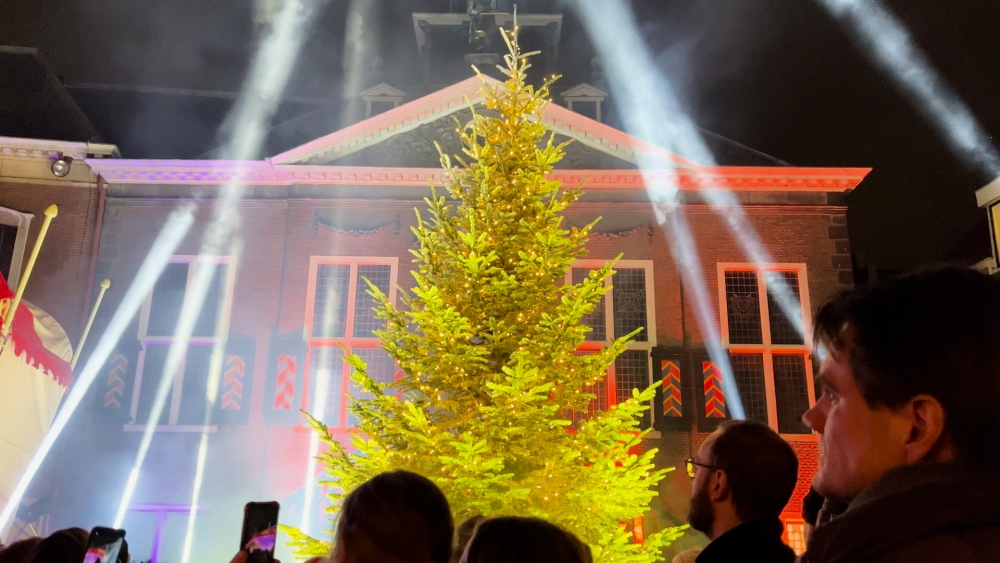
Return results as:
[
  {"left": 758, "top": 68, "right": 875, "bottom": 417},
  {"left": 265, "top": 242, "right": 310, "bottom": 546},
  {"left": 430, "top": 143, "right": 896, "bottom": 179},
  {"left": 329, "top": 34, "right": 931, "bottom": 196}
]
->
[{"left": 867, "top": 524, "right": 1000, "bottom": 563}]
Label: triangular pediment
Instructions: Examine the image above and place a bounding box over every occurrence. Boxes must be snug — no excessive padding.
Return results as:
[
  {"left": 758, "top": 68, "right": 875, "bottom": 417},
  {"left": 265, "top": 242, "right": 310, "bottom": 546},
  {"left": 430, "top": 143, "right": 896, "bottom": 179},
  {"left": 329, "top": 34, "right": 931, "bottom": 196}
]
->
[
  {"left": 561, "top": 83, "right": 608, "bottom": 99},
  {"left": 271, "top": 75, "right": 698, "bottom": 170},
  {"left": 360, "top": 83, "right": 406, "bottom": 98}
]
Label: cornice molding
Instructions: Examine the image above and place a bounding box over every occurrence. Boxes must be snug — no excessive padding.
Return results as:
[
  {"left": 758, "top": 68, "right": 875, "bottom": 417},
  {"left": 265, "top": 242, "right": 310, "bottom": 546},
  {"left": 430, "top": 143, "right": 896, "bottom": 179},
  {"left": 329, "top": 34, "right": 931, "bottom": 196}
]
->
[
  {"left": 0, "top": 136, "right": 120, "bottom": 160},
  {"left": 87, "top": 161, "right": 870, "bottom": 192},
  {"left": 89, "top": 160, "right": 285, "bottom": 185},
  {"left": 976, "top": 177, "right": 1000, "bottom": 208}
]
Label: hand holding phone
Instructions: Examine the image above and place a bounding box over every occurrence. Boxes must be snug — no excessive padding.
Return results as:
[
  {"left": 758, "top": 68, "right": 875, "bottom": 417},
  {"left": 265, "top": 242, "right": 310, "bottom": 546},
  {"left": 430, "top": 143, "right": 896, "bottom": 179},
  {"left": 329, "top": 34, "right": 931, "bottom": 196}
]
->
[
  {"left": 83, "top": 527, "right": 128, "bottom": 563},
  {"left": 241, "top": 501, "right": 280, "bottom": 563}
]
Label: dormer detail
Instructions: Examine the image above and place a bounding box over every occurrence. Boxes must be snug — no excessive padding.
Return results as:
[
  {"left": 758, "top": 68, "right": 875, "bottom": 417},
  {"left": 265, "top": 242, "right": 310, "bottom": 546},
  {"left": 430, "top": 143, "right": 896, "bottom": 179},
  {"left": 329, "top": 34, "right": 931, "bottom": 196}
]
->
[
  {"left": 561, "top": 83, "right": 608, "bottom": 123},
  {"left": 361, "top": 83, "right": 407, "bottom": 118}
]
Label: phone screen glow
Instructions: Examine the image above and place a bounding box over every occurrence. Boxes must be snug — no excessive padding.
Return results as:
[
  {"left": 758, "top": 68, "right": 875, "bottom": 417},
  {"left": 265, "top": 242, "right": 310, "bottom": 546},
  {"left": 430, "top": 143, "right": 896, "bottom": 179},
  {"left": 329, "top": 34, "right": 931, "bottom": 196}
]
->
[
  {"left": 84, "top": 538, "right": 123, "bottom": 563},
  {"left": 245, "top": 525, "right": 277, "bottom": 553}
]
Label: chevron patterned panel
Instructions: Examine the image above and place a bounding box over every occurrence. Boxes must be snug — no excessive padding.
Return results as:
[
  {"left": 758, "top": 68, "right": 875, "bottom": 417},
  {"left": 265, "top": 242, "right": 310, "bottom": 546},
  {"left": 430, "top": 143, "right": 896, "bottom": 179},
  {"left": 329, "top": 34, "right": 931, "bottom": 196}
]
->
[
  {"left": 274, "top": 355, "right": 296, "bottom": 410},
  {"left": 221, "top": 355, "right": 245, "bottom": 411},
  {"left": 702, "top": 361, "right": 727, "bottom": 418},
  {"left": 104, "top": 354, "right": 127, "bottom": 408},
  {"left": 660, "top": 360, "right": 682, "bottom": 417}
]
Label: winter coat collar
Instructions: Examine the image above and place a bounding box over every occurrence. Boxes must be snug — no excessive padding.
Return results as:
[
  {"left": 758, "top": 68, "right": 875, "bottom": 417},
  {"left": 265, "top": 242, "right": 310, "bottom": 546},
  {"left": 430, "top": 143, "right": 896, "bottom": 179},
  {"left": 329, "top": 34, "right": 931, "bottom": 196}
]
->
[{"left": 802, "top": 462, "right": 1000, "bottom": 563}]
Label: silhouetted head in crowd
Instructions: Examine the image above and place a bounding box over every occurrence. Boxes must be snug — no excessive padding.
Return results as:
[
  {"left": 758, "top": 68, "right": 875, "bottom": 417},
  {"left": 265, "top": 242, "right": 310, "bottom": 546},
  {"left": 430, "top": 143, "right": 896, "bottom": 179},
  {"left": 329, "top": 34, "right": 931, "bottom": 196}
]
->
[
  {"left": 451, "top": 515, "right": 484, "bottom": 563},
  {"left": 0, "top": 537, "right": 42, "bottom": 563},
  {"left": 29, "top": 528, "right": 88, "bottom": 563},
  {"left": 805, "top": 266, "right": 1000, "bottom": 503},
  {"left": 459, "top": 517, "right": 591, "bottom": 563},
  {"left": 333, "top": 470, "right": 453, "bottom": 563},
  {"left": 687, "top": 420, "right": 798, "bottom": 539}
]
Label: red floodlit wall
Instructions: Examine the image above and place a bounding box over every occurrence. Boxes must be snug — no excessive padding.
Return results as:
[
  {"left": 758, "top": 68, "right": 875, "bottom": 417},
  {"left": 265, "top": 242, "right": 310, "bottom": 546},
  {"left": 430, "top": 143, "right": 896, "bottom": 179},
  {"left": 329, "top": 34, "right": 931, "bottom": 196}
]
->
[{"left": 46, "top": 186, "right": 843, "bottom": 543}]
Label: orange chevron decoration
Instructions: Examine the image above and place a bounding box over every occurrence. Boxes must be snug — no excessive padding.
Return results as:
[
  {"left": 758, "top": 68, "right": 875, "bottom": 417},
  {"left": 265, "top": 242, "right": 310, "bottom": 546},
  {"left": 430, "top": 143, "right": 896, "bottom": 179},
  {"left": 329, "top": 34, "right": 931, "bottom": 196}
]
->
[
  {"left": 702, "top": 361, "right": 727, "bottom": 418},
  {"left": 221, "top": 355, "right": 245, "bottom": 411},
  {"left": 660, "top": 360, "right": 682, "bottom": 417},
  {"left": 274, "top": 355, "right": 296, "bottom": 410},
  {"left": 104, "top": 354, "right": 127, "bottom": 408}
]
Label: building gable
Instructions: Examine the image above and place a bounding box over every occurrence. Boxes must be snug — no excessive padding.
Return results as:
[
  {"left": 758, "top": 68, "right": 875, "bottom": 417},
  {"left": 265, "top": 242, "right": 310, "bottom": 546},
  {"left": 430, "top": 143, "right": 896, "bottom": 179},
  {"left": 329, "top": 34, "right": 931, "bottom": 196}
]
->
[
  {"left": 271, "top": 75, "right": 693, "bottom": 170},
  {"left": 317, "top": 107, "right": 636, "bottom": 170}
]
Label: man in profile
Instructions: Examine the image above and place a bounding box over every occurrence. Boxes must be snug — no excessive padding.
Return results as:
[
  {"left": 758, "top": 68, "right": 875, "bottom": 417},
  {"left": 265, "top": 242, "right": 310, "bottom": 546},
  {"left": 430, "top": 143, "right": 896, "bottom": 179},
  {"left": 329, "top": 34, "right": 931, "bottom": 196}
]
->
[
  {"left": 686, "top": 420, "right": 799, "bottom": 563},
  {"left": 802, "top": 267, "right": 1000, "bottom": 562}
]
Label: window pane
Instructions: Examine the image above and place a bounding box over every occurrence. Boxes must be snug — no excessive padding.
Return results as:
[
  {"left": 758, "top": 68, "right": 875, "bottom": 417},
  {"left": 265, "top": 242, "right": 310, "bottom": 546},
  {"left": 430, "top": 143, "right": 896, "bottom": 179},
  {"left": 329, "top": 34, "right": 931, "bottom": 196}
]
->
[
  {"left": 612, "top": 268, "right": 648, "bottom": 341},
  {"left": 786, "top": 522, "right": 807, "bottom": 556},
  {"left": 572, "top": 100, "right": 598, "bottom": 121},
  {"left": 586, "top": 380, "right": 608, "bottom": 418},
  {"left": 313, "top": 265, "right": 351, "bottom": 338},
  {"left": 730, "top": 353, "right": 768, "bottom": 424},
  {"left": 353, "top": 265, "right": 391, "bottom": 337},
  {"left": 616, "top": 350, "right": 650, "bottom": 428},
  {"left": 614, "top": 350, "right": 649, "bottom": 404},
  {"left": 310, "top": 346, "right": 345, "bottom": 427},
  {"left": 0, "top": 223, "right": 17, "bottom": 280},
  {"left": 136, "top": 343, "right": 173, "bottom": 425},
  {"left": 572, "top": 268, "right": 606, "bottom": 341},
  {"left": 369, "top": 100, "right": 396, "bottom": 116},
  {"left": 148, "top": 263, "right": 189, "bottom": 337},
  {"left": 347, "top": 347, "right": 395, "bottom": 426},
  {"left": 773, "top": 354, "right": 812, "bottom": 434},
  {"left": 569, "top": 349, "right": 606, "bottom": 423},
  {"left": 177, "top": 344, "right": 221, "bottom": 425},
  {"left": 192, "top": 264, "right": 229, "bottom": 337},
  {"left": 766, "top": 271, "right": 805, "bottom": 345},
  {"left": 724, "top": 271, "right": 762, "bottom": 345}
]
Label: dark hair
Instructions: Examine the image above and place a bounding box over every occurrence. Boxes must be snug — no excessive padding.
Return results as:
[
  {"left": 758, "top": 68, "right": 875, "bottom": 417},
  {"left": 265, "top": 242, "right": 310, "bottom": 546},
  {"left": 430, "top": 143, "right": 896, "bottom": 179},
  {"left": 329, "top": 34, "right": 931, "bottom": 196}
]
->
[
  {"left": 462, "top": 517, "right": 591, "bottom": 563},
  {"left": 336, "top": 470, "right": 454, "bottom": 563},
  {"left": 813, "top": 266, "right": 1000, "bottom": 467},
  {"left": 29, "top": 528, "right": 88, "bottom": 563},
  {"left": 451, "top": 515, "right": 484, "bottom": 563},
  {"left": 708, "top": 420, "right": 798, "bottom": 522},
  {"left": 0, "top": 537, "right": 43, "bottom": 563}
]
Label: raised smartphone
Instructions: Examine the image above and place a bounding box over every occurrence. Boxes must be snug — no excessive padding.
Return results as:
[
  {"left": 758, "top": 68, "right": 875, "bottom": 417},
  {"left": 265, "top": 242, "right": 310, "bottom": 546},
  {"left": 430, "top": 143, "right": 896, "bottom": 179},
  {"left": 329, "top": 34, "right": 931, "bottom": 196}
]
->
[
  {"left": 240, "top": 501, "right": 280, "bottom": 563},
  {"left": 82, "top": 527, "right": 128, "bottom": 563}
]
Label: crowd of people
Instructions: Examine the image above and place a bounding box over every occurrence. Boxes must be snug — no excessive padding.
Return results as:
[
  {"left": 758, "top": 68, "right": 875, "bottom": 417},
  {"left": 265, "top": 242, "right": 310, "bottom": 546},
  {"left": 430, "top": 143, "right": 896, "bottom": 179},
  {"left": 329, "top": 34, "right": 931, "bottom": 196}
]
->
[{"left": 3, "top": 266, "right": 1000, "bottom": 563}]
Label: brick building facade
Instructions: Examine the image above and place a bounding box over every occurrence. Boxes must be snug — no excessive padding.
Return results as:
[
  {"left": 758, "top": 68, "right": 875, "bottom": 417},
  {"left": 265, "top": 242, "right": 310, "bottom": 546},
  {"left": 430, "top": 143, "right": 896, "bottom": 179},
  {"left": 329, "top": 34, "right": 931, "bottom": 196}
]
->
[{"left": 0, "top": 76, "right": 868, "bottom": 560}]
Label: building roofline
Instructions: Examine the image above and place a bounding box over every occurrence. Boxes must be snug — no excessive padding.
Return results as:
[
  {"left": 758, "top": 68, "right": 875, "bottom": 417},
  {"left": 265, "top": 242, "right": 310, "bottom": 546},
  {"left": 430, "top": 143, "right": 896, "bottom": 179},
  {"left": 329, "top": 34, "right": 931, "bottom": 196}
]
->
[
  {"left": 84, "top": 158, "right": 870, "bottom": 192},
  {"left": 976, "top": 177, "right": 1000, "bottom": 208},
  {"left": 269, "top": 75, "right": 701, "bottom": 169},
  {"left": 0, "top": 136, "right": 120, "bottom": 159}
]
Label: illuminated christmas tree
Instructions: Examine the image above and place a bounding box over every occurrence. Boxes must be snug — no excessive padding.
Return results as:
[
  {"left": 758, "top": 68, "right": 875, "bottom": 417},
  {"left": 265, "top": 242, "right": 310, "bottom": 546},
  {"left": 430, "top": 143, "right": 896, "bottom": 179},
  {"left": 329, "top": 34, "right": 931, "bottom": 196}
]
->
[{"left": 287, "top": 29, "right": 682, "bottom": 563}]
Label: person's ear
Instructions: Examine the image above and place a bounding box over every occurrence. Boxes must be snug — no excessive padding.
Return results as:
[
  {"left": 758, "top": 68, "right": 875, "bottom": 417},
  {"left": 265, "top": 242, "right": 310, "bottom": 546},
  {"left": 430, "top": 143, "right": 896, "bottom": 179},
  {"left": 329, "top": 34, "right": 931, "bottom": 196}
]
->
[
  {"left": 708, "top": 469, "right": 729, "bottom": 503},
  {"left": 901, "top": 394, "right": 951, "bottom": 463}
]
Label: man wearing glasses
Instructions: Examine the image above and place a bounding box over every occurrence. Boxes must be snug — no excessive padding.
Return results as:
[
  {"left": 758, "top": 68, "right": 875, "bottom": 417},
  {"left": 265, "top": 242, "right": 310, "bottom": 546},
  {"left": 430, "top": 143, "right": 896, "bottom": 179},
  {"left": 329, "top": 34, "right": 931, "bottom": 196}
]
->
[{"left": 684, "top": 420, "right": 799, "bottom": 563}]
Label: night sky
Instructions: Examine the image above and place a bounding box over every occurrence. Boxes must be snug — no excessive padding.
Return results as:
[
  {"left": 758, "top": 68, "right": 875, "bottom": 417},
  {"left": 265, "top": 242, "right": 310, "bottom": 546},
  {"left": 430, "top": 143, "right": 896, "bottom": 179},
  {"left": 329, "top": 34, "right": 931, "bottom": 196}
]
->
[{"left": 1, "top": 0, "right": 997, "bottom": 273}]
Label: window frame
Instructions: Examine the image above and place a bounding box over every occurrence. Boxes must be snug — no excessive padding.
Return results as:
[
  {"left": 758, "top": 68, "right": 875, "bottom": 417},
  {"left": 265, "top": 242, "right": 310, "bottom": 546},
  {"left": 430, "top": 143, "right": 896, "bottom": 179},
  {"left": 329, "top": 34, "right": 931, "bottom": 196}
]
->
[
  {"left": 128, "top": 255, "right": 237, "bottom": 432},
  {"left": 303, "top": 256, "right": 399, "bottom": 430},
  {"left": 567, "top": 259, "right": 657, "bottom": 418},
  {"left": 783, "top": 518, "right": 808, "bottom": 556},
  {"left": 716, "top": 262, "right": 816, "bottom": 435},
  {"left": 0, "top": 206, "right": 33, "bottom": 290}
]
